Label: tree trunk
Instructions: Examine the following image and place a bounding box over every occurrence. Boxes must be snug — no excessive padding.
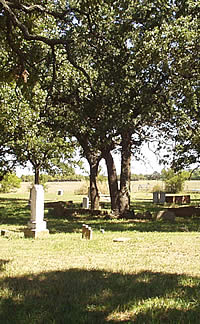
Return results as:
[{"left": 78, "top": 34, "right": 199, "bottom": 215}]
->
[
  {"left": 104, "top": 150, "right": 120, "bottom": 213},
  {"left": 119, "top": 132, "right": 132, "bottom": 217},
  {"left": 34, "top": 166, "right": 40, "bottom": 185},
  {"left": 89, "top": 158, "right": 100, "bottom": 210},
  {"left": 75, "top": 135, "right": 102, "bottom": 210}
]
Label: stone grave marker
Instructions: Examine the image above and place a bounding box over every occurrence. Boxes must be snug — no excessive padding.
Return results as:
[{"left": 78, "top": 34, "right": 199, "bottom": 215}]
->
[
  {"left": 83, "top": 197, "right": 89, "bottom": 209},
  {"left": 153, "top": 192, "right": 159, "bottom": 204},
  {"left": 24, "top": 185, "right": 49, "bottom": 238},
  {"left": 82, "top": 224, "right": 92, "bottom": 240},
  {"left": 160, "top": 191, "right": 166, "bottom": 204}
]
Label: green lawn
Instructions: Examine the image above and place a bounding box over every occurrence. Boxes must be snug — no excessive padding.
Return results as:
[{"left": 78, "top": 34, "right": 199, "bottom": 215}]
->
[{"left": 1, "top": 194, "right": 200, "bottom": 323}]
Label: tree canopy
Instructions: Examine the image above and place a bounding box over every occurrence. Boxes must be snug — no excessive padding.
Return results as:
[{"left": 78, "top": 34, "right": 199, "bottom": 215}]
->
[{"left": 0, "top": 0, "right": 199, "bottom": 212}]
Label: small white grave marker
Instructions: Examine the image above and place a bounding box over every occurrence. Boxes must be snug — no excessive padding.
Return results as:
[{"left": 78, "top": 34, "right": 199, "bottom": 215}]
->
[{"left": 82, "top": 197, "right": 89, "bottom": 209}]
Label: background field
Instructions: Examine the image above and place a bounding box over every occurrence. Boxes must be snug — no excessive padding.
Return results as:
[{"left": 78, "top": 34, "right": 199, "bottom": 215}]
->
[{"left": 2, "top": 180, "right": 200, "bottom": 202}]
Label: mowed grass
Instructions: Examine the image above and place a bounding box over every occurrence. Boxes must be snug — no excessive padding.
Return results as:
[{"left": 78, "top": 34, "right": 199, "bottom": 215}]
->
[{"left": 1, "top": 188, "right": 200, "bottom": 323}]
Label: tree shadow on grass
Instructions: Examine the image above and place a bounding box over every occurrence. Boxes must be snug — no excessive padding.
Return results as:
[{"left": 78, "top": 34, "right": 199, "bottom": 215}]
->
[
  {"left": 0, "top": 198, "right": 29, "bottom": 226},
  {"left": 47, "top": 216, "right": 200, "bottom": 234},
  {"left": 1, "top": 268, "right": 200, "bottom": 323},
  {"left": 0, "top": 260, "right": 9, "bottom": 272}
]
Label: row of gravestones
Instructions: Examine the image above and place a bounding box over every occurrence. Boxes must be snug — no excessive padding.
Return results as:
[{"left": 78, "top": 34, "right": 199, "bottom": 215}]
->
[
  {"left": 153, "top": 192, "right": 191, "bottom": 204},
  {"left": 24, "top": 186, "right": 97, "bottom": 239},
  {"left": 153, "top": 192, "right": 166, "bottom": 204},
  {"left": 23, "top": 186, "right": 187, "bottom": 240}
]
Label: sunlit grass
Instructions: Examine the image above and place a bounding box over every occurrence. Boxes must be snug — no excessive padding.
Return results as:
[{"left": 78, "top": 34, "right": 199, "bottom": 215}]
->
[{"left": 1, "top": 192, "right": 200, "bottom": 323}]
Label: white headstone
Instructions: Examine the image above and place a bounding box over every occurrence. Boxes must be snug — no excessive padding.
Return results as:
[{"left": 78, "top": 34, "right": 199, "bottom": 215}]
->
[
  {"left": 83, "top": 197, "right": 89, "bottom": 209},
  {"left": 25, "top": 185, "right": 49, "bottom": 238}
]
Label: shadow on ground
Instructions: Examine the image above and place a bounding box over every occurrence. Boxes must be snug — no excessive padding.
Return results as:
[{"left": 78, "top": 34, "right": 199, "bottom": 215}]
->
[
  {"left": 0, "top": 259, "right": 9, "bottom": 272},
  {"left": 0, "top": 198, "right": 29, "bottom": 226},
  {"left": 1, "top": 268, "right": 200, "bottom": 323},
  {"left": 47, "top": 216, "right": 200, "bottom": 234}
]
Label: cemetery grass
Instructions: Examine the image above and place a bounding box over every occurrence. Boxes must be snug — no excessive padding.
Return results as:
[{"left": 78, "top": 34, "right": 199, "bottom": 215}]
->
[{"left": 1, "top": 198, "right": 200, "bottom": 323}]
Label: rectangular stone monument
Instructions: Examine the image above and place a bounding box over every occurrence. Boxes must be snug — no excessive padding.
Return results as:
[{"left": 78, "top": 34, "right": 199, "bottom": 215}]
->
[
  {"left": 82, "top": 197, "right": 89, "bottom": 209},
  {"left": 24, "top": 185, "right": 49, "bottom": 238},
  {"left": 57, "top": 189, "right": 63, "bottom": 196},
  {"left": 82, "top": 224, "right": 92, "bottom": 240},
  {"left": 87, "top": 226, "right": 92, "bottom": 240},
  {"left": 153, "top": 192, "right": 159, "bottom": 204},
  {"left": 160, "top": 192, "right": 166, "bottom": 204},
  {"left": 82, "top": 224, "right": 88, "bottom": 238}
]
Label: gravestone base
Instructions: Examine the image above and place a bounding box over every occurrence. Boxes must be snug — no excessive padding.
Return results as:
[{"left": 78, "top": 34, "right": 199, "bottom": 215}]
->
[
  {"left": 24, "top": 228, "right": 49, "bottom": 239},
  {"left": 27, "top": 220, "right": 47, "bottom": 231}
]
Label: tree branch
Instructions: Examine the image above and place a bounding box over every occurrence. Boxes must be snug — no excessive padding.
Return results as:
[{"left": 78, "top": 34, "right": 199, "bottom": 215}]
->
[
  {"left": 0, "top": 0, "right": 71, "bottom": 46},
  {"left": 64, "top": 43, "right": 95, "bottom": 96}
]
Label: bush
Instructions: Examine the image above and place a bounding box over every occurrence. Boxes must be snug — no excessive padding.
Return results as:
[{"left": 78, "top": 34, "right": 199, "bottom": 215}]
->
[
  {"left": 74, "top": 180, "right": 109, "bottom": 195},
  {"left": 152, "top": 184, "right": 163, "bottom": 192},
  {"left": 161, "top": 169, "right": 189, "bottom": 193},
  {"left": 0, "top": 173, "right": 21, "bottom": 193}
]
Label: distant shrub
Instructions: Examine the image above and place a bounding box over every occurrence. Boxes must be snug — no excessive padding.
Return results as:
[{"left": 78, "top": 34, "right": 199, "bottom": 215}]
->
[
  {"left": 161, "top": 168, "right": 189, "bottom": 193},
  {"left": 0, "top": 173, "right": 21, "bottom": 193},
  {"left": 152, "top": 184, "right": 163, "bottom": 192},
  {"left": 74, "top": 180, "right": 109, "bottom": 195},
  {"left": 74, "top": 182, "right": 89, "bottom": 195}
]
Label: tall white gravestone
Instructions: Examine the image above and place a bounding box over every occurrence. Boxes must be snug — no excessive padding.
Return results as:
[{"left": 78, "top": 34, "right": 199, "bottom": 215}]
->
[{"left": 24, "top": 185, "right": 49, "bottom": 238}]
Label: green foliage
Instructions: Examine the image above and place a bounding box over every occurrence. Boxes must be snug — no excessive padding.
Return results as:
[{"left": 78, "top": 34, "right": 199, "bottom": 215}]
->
[
  {"left": 0, "top": 173, "right": 21, "bottom": 193},
  {"left": 152, "top": 184, "right": 163, "bottom": 193},
  {"left": 161, "top": 168, "right": 189, "bottom": 193},
  {"left": 131, "top": 172, "right": 162, "bottom": 181},
  {"left": 147, "top": 172, "right": 161, "bottom": 180},
  {"left": 0, "top": 1, "right": 199, "bottom": 203},
  {"left": 21, "top": 173, "right": 84, "bottom": 182},
  {"left": 190, "top": 169, "right": 200, "bottom": 180},
  {"left": 131, "top": 174, "right": 147, "bottom": 181}
]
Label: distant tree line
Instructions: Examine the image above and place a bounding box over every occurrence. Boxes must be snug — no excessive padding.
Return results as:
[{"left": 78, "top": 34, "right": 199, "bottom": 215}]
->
[
  {"left": 20, "top": 174, "right": 84, "bottom": 183},
  {"left": 2, "top": 167, "right": 200, "bottom": 194},
  {"left": 20, "top": 168, "right": 200, "bottom": 183}
]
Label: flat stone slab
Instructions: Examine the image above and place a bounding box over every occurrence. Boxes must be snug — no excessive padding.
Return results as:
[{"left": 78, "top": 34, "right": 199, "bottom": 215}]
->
[
  {"left": 23, "top": 229, "right": 49, "bottom": 239},
  {"left": 113, "top": 237, "right": 131, "bottom": 242}
]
